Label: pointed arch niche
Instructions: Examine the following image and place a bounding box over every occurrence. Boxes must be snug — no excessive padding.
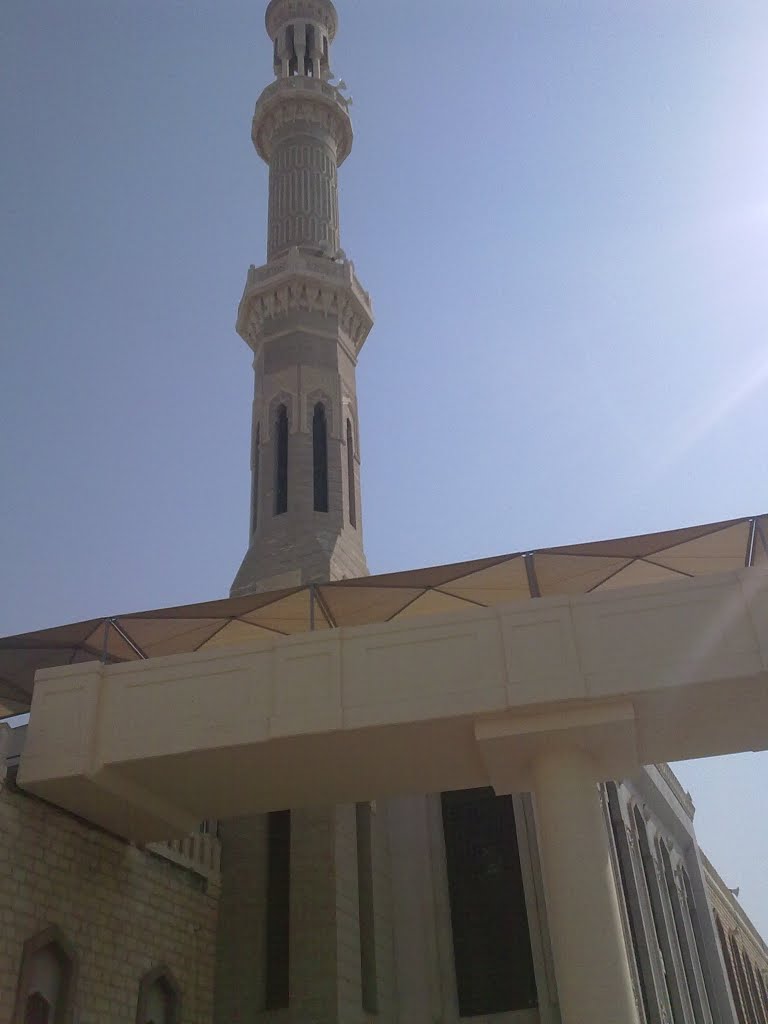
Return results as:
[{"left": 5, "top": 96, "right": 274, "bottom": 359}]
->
[
  {"left": 135, "top": 966, "right": 181, "bottom": 1024},
  {"left": 12, "top": 925, "right": 78, "bottom": 1024}
]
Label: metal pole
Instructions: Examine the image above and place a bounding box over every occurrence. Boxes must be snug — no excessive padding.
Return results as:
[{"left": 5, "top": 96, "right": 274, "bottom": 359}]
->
[
  {"left": 100, "top": 618, "right": 112, "bottom": 664},
  {"left": 745, "top": 518, "right": 757, "bottom": 567}
]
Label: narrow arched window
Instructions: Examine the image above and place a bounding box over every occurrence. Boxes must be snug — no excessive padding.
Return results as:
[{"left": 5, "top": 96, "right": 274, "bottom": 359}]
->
[
  {"left": 313, "top": 403, "right": 329, "bottom": 512},
  {"left": 346, "top": 418, "right": 356, "bottom": 528},
  {"left": 251, "top": 423, "right": 261, "bottom": 533},
  {"left": 136, "top": 967, "right": 180, "bottom": 1024},
  {"left": 13, "top": 927, "right": 77, "bottom": 1024},
  {"left": 274, "top": 405, "right": 288, "bottom": 515},
  {"left": 716, "top": 916, "right": 747, "bottom": 1024}
]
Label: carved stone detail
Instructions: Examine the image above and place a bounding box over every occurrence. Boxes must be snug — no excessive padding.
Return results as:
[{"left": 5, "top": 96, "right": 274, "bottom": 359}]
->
[
  {"left": 240, "top": 280, "right": 369, "bottom": 352},
  {"left": 268, "top": 137, "right": 340, "bottom": 259},
  {"left": 253, "top": 80, "right": 353, "bottom": 165},
  {"left": 237, "top": 251, "right": 373, "bottom": 355}
]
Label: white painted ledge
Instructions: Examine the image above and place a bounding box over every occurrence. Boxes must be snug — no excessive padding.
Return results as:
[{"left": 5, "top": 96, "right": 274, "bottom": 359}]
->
[{"left": 18, "top": 567, "right": 768, "bottom": 841}]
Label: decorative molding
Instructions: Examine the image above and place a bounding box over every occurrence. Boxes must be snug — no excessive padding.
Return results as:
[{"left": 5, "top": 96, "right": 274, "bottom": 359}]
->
[
  {"left": 253, "top": 78, "right": 352, "bottom": 165},
  {"left": 268, "top": 137, "right": 340, "bottom": 259},
  {"left": 237, "top": 251, "right": 373, "bottom": 355}
]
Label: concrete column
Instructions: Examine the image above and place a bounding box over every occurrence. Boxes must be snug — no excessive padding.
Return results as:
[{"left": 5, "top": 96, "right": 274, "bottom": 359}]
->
[
  {"left": 531, "top": 746, "right": 640, "bottom": 1024},
  {"left": 289, "top": 804, "right": 361, "bottom": 1024}
]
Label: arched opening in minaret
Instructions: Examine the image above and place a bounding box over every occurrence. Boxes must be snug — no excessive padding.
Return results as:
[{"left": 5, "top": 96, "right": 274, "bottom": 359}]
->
[
  {"left": 346, "top": 418, "right": 356, "bottom": 528},
  {"left": 252, "top": 423, "right": 261, "bottom": 533},
  {"left": 313, "top": 402, "right": 329, "bottom": 513},
  {"left": 274, "top": 405, "right": 288, "bottom": 515}
]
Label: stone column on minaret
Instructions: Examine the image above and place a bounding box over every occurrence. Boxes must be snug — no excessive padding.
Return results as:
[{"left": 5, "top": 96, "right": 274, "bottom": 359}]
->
[
  {"left": 230, "top": 0, "right": 373, "bottom": 597},
  {"left": 216, "top": 6, "right": 392, "bottom": 1024}
]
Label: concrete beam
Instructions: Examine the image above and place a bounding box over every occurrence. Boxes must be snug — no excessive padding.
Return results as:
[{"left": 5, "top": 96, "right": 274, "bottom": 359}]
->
[{"left": 18, "top": 567, "right": 768, "bottom": 841}]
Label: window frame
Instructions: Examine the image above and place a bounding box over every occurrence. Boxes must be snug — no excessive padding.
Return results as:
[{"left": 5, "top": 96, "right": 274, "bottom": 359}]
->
[
  {"left": 135, "top": 965, "right": 181, "bottom": 1024},
  {"left": 12, "top": 926, "right": 78, "bottom": 1024}
]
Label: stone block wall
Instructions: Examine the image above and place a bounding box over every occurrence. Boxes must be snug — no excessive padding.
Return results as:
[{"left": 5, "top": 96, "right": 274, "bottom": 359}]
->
[{"left": 0, "top": 751, "right": 218, "bottom": 1023}]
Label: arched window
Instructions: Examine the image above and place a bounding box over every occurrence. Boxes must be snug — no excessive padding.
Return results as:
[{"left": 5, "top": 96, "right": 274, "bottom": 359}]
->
[
  {"left": 251, "top": 423, "right": 261, "bottom": 533},
  {"left": 715, "top": 916, "right": 747, "bottom": 1024},
  {"left": 313, "top": 403, "right": 329, "bottom": 512},
  {"left": 659, "top": 842, "right": 712, "bottom": 1020},
  {"left": 136, "top": 966, "right": 180, "bottom": 1024},
  {"left": 274, "top": 404, "right": 288, "bottom": 515},
  {"left": 13, "top": 926, "right": 77, "bottom": 1024},
  {"left": 632, "top": 808, "right": 680, "bottom": 1016},
  {"left": 346, "top": 418, "right": 356, "bottom": 528}
]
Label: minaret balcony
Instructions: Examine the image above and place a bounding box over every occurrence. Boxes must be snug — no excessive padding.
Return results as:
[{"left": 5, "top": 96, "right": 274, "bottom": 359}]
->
[
  {"left": 236, "top": 247, "right": 373, "bottom": 355},
  {"left": 252, "top": 76, "right": 353, "bottom": 165}
]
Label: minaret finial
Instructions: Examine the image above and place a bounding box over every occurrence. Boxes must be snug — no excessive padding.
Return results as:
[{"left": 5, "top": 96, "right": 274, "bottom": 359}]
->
[{"left": 265, "top": 0, "right": 338, "bottom": 80}]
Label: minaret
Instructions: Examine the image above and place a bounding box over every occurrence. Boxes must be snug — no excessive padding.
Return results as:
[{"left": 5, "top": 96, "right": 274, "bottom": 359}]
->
[
  {"left": 231, "top": 0, "right": 373, "bottom": 596},
  {"left": 217, "top": 11, "right": 390, "bottom": 1024}
]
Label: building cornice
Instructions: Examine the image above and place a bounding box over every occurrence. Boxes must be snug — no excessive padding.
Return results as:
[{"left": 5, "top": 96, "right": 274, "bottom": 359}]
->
[
  {"left": 252, "top": 77, "right": 353, "bottom": 165},
  {"left": 236, "top": 249, "right": 373, "bottom": 355}
]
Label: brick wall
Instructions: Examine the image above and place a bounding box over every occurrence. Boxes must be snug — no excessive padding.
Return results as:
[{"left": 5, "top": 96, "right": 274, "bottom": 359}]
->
[{"left": 0, "top": 749, "right": 217, "bottom": 1023}]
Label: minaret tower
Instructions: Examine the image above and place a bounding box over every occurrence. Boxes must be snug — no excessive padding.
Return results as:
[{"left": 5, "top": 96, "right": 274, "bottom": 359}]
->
[{"left": 231, "top": 0, "right": 373, "bottom": 596}]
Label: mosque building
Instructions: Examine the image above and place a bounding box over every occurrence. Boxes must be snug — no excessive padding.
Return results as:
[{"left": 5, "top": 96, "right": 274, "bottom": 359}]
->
[{"left": 2, "top": 3, "right": 768, "bottom": 1023}]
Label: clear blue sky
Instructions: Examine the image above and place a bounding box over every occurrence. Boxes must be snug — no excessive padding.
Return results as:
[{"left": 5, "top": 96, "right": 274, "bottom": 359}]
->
[{"left": 2, "top": 1, "right": 767, "bottom": 934}]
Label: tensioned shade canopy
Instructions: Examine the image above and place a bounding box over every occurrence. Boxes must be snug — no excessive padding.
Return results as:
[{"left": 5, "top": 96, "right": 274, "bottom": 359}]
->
[{"left": 1, "top": 514, "right": 766, "bottom": 717}]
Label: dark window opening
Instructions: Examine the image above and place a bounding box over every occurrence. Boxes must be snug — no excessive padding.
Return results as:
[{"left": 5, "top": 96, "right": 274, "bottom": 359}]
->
[
  {"left": 286, "top": 26, "right": 297, "bottom": 76},
  {"left": 24, "top": 993, "right": 50, "bottom": 1024},
  {"left": 265, "top": 810, "right": 291, "bottom": 1010},
  {"left": 682, "top": 872, "right": 717, "bottom": 1014},
  {"left": 346, "top": 419, "right": 356, "bottom": 528},
  {"left": 441, "top": 788, "right": 537, "bottom": 1016},
  {"left": 313, "top": 403, "right": 329, "bottom": 512},
  {"left": 136, "top": 970, "right": 180, "bottom": 1024},
  {"left": 605, "top": 784, "right": 652, "bottom": 1023},
  {"left": 274, "top": 405, "right": 288, "bottom": 515},
  {"left": 356, "top": 803, "right": 378, "bottom": 1013},
  {"left": 252, "top": 423, "right": 261, "bottom": 533},
  {"left": 744, "top": 957, "right": 767, "bottom": 1024},
  {"left": 716, "top": 917, "right": 747, "bottom": 1024}
]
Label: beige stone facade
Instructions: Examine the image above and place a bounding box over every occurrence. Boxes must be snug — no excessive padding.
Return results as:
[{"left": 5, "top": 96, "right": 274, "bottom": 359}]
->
[{"left": 0, "top": 728, "right": 218, "bottom": 1023}]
